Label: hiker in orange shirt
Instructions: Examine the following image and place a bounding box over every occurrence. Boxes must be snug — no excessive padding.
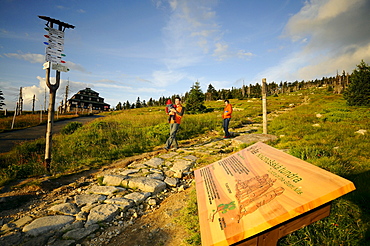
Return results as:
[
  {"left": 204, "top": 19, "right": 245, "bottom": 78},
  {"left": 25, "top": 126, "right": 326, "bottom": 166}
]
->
[
  {"left": 222, "top": 99, "right": 232, "bottom": 138},
  {"left": 164, "top": 97, "right": 185, "bottom": 150}
]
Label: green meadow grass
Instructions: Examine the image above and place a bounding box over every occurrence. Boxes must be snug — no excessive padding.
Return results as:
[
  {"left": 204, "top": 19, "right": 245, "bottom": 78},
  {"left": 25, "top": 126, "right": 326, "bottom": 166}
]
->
[
  {"left": 177, "top": 89, "right": 369, "bottom": 246},
  {"left": 0, "top": 93, "right": 303, "bottom": 184},
  {"left": 267, "top": 91, "right": 370, "bottom": 245}
]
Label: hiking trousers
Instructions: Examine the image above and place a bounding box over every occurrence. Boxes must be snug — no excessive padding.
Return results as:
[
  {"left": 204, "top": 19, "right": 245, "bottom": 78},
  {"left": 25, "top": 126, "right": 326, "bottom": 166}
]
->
[
  {"left": 223, "top": 118, "right": 231, "bottom": 137},
  {"left": 165, "top": 123, "right": 179, "bottom": 149}
]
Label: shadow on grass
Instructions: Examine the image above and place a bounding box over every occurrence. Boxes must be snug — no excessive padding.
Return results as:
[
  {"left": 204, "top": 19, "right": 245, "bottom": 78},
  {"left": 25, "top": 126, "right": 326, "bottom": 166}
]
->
[{"left": 345, "top": 170, "right": 370, "bottom": 245}]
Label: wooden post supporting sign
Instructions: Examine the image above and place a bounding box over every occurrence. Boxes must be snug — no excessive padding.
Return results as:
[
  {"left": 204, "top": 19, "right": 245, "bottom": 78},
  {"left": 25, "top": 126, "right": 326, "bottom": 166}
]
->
[{"left": 39, "top": 16, "right": 74, "bottom": 173}]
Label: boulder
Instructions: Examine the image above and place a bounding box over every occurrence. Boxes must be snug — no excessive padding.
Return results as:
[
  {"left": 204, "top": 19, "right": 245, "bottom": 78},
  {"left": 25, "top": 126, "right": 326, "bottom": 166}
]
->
[
  {"left": 144, "top": 157, "right": 164, "bottom": 168},
  {"left": 1, "top": 215, "right": 33, "bottom": 232},
  {"left": 104, "top": 198, "right": 134, "bottom": 210},
  {"left": 183, "top": 155, "right": 198, "bottom": 162},
  {"left": 232, "top": 134, "right": 278, "bottom": 146},
  {"left": 49, "top": 203, "right": 80, "bottom": 215},
  {"left": 164, "top": 177, "right": 178, "bottom": 187},
  {"left": 87, "top": 185, "right": 120, "bottom": 195},
  {"left": 355, "top": 129, "right": 367, "bottom": 135},
  {"left": 118, "top": 169, "right": 140, "bottom": 176},
  {"left": 160, "top": 152, "right": 178, "bottom": 159},
  {"left": 171, "top": 159, "right": 193, "bottom": 178},
  {"left": 128, "top": 177, "right": 166, "bottom": 193},
  {"left": 102, "top": 174, "right": 128, "bottom": 187},
  {"left": 23, "top": 215, "right": 75, "bottom": 236},
  {"left": 146, "top": 173, "right": 165, "bottom": 180},
  {"left": 149, "top": 168, "right": 163, "bottom": 174},
  {"left": 85, "top": 204, "right": 120, "bottom": 227},
  {"left": 75, "top": 194, "right": 106, "bottom": 207},
  {"left": 62, "top": 224, "right": 99, "bottom": 241},
  {"left": 124, "top": 192, "right": 151, "bottom": 205}
]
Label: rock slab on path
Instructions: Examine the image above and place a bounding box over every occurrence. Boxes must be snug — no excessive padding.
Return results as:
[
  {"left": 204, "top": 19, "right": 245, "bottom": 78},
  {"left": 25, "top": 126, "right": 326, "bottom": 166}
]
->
[
  {"left": 75, "top": 194, "right": 106, "bottom": 207},
  {"left": 49, "top": 203, "right": 80, "bottom": 215},
  {"left": 85, "top": 204, "right": 120, "bottom": 227},
  {"left": 128, "top": 177, "right": 166, "bottom": 193},
  {"left": 22, "top": 215, "right": 75, "bottom": 236},
  {"left": 62, "top": 224, "right": 99, "bottom": 241},
  {"left": 232, "top": 134, "right": 277, "bottom": 145}
]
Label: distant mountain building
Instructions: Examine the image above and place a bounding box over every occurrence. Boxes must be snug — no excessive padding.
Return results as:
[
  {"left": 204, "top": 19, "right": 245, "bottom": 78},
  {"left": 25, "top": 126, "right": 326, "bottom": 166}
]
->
[{"left": 66, "top": 88, "right": 110, "bottom": 113}]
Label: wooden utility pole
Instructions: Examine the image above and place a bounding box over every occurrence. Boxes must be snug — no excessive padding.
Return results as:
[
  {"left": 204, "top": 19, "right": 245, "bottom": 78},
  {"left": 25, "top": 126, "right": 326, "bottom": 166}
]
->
[
  {"left": 32, "top": 94, "right": 35, "bottom": 114},
  {"left": 17, "top": 87, "right": 23, "bottom": 115},
  {"left": 39, "top": 15, "right": 74, "bottom": 173},
  {"left": 262, "top": 78, "right": 268, "bottom": 134}
]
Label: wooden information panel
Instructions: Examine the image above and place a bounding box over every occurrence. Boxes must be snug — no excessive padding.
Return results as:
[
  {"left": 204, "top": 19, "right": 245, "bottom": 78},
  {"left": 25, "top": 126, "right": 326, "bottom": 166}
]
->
[{"left": 195, "top": 142, "right": 356, "bottom": 246}]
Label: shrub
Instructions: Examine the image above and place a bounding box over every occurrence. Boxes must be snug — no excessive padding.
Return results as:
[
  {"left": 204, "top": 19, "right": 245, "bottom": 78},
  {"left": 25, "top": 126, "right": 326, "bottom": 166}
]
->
[{"left": 60, "top": 122, "right": 83, "bottom": 135}]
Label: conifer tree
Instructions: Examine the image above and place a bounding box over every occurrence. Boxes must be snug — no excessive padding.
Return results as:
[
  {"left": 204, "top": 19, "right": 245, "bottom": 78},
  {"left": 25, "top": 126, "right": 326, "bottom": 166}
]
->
[
  {"left": 116, "top": 102, "right": 122, "bottom": 110},
  {"left": 344, "top": 60, "right": 370, "bottom": 106},
  {"left": 185, "top": 81, "right": 207, "bottom": 113},
  {"left": 135, "top": 97, "right": 142, "bottom": 108}
]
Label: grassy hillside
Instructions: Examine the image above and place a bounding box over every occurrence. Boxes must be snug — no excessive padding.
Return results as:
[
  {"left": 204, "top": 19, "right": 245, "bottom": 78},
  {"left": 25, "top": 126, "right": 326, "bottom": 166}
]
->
[
  {"left": 178, "top": 89, "right": 369, "bottom": 246},
  {"left": 0, "top": 87, "right": 369, "bottom": 245},
  {"left": 268, "top": 92, "right": 370, "bottom": 245},
  {"left": 0, "top": 90, "right": 305, "bottom": 185}
]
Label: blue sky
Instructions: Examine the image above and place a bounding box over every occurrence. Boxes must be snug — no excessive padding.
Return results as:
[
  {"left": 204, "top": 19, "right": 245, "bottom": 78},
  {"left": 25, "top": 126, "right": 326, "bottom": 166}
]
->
[{"left": 1, "top": 0, "right": 369, "bottom": 111}]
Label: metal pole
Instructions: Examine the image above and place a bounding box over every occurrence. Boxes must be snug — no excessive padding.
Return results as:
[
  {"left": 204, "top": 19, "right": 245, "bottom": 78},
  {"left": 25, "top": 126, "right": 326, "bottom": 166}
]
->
[{"left": 262, "top": 78, "right": 268, "bottom": 134}]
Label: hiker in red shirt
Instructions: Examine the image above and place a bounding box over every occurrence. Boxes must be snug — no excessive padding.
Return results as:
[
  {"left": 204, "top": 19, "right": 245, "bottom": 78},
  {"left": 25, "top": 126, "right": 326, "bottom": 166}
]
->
[
  {"left": 164, "top": 97, "right": 185, "bottom": 150},
  {"left": 222, "top": 99, "right": 232, "bottom": 138}
]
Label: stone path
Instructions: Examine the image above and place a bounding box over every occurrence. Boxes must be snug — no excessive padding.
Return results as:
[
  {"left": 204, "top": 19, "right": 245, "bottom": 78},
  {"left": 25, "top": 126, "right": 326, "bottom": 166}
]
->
[{"left": 0, "top": 123, "right": 277, "bottom": 246}]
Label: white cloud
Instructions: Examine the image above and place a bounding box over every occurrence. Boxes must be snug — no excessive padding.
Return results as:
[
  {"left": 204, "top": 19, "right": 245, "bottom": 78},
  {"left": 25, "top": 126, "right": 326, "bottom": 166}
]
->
[
  {"left": 151, "top": 70, "right": 186, "bottom": 87},
  {"left": 265, "top": 0, "right": 370, "bottom": 82},
  {"left": 19, "top": 76, "right": 90, "bottom": 110},
  {"left": 162, "top": 0, "right": 250, "bottom": 69},
  {"left": 3, "top": 52, "right": 88, "bottom": 73},
  {"left": 4, "top": 52, "right": 44, "bottom": 63},
  {"left": 213, "top": 43, "right": 253, "bottom": 61}
]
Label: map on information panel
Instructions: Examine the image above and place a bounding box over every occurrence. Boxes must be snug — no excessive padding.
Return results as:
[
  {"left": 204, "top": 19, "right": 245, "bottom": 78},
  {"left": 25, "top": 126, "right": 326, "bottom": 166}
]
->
[{"left": 194, "top": 142, "right": 356, "bottom": 246}]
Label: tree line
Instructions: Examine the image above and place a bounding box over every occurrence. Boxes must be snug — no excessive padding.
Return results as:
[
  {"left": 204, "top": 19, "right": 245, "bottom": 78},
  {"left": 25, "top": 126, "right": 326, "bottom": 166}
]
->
[
  {"left": 115, "top": 60, "right": 370, "bottom": 111},
  {"left": 0, "top": 61, "right": 368, "bottom": 112}
]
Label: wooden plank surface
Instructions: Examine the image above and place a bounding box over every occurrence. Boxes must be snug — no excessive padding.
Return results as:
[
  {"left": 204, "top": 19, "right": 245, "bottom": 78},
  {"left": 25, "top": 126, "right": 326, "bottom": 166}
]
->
[
  {"left": 234, "top": 202, "right": 332, "bottom": 246},
  {"left": 194, "top": 142, "right": 356, "bottom": 246}
]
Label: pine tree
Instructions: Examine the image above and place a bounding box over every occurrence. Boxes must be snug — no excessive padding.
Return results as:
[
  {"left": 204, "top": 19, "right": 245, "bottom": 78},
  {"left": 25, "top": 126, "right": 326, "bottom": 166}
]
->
[
  {"left": 116, "top": 102, "right": 122, "bottom": 110},
  {"left": 206, "top": 84, "right": 218, "bottom": 101},
  {"left": 135, "top": 97, "right": 142, "bottom": 108},
  {"left": 344, "top": 60, "right": 370, "bottom": 106},
  {"left": 148, "top": 98, "right": 153, "bottom": 107},
  {"left": 185, "top": 81, "right": 207, "bottom": 113},
  {"left": 125, "top": 100, "right": 131, "bottom": 109}
]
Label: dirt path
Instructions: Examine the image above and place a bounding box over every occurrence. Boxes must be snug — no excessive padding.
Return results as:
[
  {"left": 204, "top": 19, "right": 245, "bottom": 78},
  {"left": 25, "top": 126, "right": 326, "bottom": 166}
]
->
[{"left": 0, "top": 115, "right": 104, "bottom": 153}]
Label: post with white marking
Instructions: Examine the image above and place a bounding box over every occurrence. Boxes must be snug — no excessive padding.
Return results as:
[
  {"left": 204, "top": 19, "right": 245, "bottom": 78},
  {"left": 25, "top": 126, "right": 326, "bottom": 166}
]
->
[{"left": 262, "top": 78, "right": 268, "bottom": 134}]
